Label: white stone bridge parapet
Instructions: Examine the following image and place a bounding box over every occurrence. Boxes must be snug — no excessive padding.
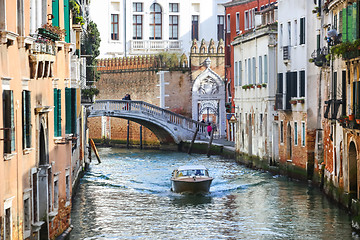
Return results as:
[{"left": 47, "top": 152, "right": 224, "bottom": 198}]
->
[{"left": 88, "top": 100, "right": 208, "bottom": 144}]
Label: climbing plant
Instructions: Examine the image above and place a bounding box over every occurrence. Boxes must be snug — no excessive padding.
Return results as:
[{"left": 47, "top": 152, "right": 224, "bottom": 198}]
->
[{"left": 81, "top": 21, "right": 101, "bottom": 98}]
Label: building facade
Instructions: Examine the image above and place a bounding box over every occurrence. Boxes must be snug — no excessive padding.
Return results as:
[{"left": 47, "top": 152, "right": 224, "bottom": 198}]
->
[
  {"left": 0, "top": 0, "right": 87, "bottom": 239},
  {"left": 89, "top": 0, "right": 228, "bottom": 58},
  {"left": 232, "top": 5, "right": 278, "bottom": 163},
  {"left": 224, "top": 0, "right": 277, "bottom": 141}
]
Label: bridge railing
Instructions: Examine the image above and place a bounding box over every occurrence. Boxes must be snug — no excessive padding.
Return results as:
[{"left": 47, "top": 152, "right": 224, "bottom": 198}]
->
[{"left": 91, "top": 100, "right": 208, "bottom": 135}]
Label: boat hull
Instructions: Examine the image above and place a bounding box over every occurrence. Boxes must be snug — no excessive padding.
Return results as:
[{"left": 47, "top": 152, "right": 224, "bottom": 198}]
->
[{"left": 171, "top": 178, "right": 213, "bottom": 194}]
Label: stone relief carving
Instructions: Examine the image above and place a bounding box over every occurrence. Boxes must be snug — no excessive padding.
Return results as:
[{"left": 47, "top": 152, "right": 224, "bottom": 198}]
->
[{"left": 198, "top": 76, "right": 219, "bottom": 95}]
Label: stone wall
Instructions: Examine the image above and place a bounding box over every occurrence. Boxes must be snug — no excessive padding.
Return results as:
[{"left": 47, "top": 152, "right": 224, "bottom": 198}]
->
[{"left": 89, "top": 55, "right": 192, "bottom": 144}]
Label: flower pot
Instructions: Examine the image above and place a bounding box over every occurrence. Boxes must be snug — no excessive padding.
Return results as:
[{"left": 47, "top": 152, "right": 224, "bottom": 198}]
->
[
  {"left": 349, "top": 114, "right": 355, "bottom": 121},
  {"left": 290, "top": 100, "right": 297, "bottom": 105},
  {"left": 257, "top": 85, "right": 261, "bottom": 88},
  {"left": 297, "top": 99, "right": 305, "bottom": 104},
  {"left": 356, "top": 119, "right": 360, "bottom": 124}
]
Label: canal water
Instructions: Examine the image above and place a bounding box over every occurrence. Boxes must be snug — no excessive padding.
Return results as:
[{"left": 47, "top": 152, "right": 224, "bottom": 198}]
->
[{"left": 71, "top": 148, "right": 359, "bottom": 239}]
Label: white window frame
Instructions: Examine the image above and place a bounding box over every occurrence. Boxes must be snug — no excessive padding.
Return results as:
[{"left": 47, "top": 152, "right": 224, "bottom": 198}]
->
[
  {"left": 4, "top": 196, "right": 15, "bottom": 240},
  {"left": 294, "top": 121, "right": 298, "bottom": 146},
  {"left": 239, "top": 61, "right": 242, "bottom": 86},
  {"left": 294, "top": 19, "right": 298, "bottom": 46},
  {"left": 23, "top": 189, "right": 32, "bottom": 239},
  {"left": 244, "top": 11, "right": 248, "bottom": 30},
  {"left": 280, "top": 120, "right": 284, "bottom": 144},
  {"left": 234, "top": 61, "right": 238, "bottom": 86}
]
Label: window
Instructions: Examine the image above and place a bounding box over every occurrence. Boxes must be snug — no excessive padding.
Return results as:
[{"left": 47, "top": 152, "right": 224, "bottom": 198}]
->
[
  {"left": 280, "top": 121, "right": 284, "bottom": 143},
  {"left": 252, "top": 57, "right": 256, "bottom": 84},
  {"left": 66, "top": 174, "right": 70, "bottom": 202},
  {"left": 252, "top": 9, "right": 255, "bottom": 28},
  {"left": 226, "top": 14, "right": 230, "bottom": 33},
  {"left": 133, "top": 15, "right": 143, "bottom": 39},
  {"left": 5, "top": 207, "right": 11, "bottom": 240},
  {"left": 245, "top": 11, "right": 249, "bottom": 30},
  {"left": 65, "top": 88, "right": 77, "bottom": 134},
  {"left": 280, "top": 24, "right": 283, "bottom": 47},
  {"left": 217, "top": 15, "right": 224, "bottom": 41},
  {"left": 286, "top": 71, "right": 298, "bottom": 98},
  {"left": 294, "top": 20, "right": 297, "bottom": 46},
  {"left": 239, "top": 61, "right": 242, "bottom": 86},
  {"left": 264, "top": 55, "right": 268, "bottom": 83},
  {"left": 0, "top": 0, "right": 5, "bottom": 29},
  {"left": 150, "top": 3, "right": 162, "bottom": 40},
  {"left": 260, "top": 113, "right": 263, "bottom": 136},
  {"left": 294, "top": 121, "right": 298, "bottom": 146},
  {"left": 17, "top": 0, "right": 24, "bottom": 35},
  {"left": 22, "top": 90, "right": 31, "bottom": 149},
  {"left": 300, "top": 70, "right": 305, "bottom": 97},
  {"left": 169, "top": 3, "right": 178, "bottom": 12},
  {"left": 3, "top": 90, "right": 15, "bottom": 154},
  {"left": 288, "top": 22, "right": 291, "bottom": 46},
  {"left": 191, "top": 15, "right": 199, "bottom": 40},
  {"left": 301, "top": 122, "right": 306, "bottom": 146},
  {"left": 133, "top": 2, "right": 143, "bottom": 12},
  {"left": 248, "top": 58, "right": 251, "bottom": 84},
  {"left": 169, "top": 15, "right": 178, "bottom": 40},
  {"left": 54, "top": 89, "right": 61, "bottom": 137},
  {"left": 234, "top": 61, "right": 238, "bottom": 87},
  {"left": 334, "top": 13, "right": 338, "bottom": 30},
  {"left": 54, "top": 178, "right": 59, "bottom": 209},
  {"left": 277, "top": 73, "right": 284, "bottom": 94},
  {"left": 111, "top": 14, "right": 119, "bottom": 40},
  {"left": 23, "top": 194, "right": 31, "bottom": 233},
  {"left": 259, "top": 56, "right": 262, "bottom": 84},
  {"left": 245, "top": 59, "right": 247, "bottom": 84},
  {"left": 300, "top": 17, "right": 305, "bottom": 44},
  {"left": 236, "top": 12, "right": 240, "bottom": 32}
]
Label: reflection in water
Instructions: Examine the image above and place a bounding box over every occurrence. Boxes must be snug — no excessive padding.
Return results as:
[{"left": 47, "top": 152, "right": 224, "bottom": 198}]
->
[{"left": 71, "top": 148, "right": 358, "bottom": 239}]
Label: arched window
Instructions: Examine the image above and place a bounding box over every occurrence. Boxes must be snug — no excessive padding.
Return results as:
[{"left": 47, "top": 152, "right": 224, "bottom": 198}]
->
[{"left": 149, "top": 3, "right": 162, "bottom": 40}]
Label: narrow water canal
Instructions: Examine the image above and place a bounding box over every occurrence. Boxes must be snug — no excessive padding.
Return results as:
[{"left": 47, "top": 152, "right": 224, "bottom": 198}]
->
[{"left": 71, "top": 148, "right": 358, "bottom": 239}]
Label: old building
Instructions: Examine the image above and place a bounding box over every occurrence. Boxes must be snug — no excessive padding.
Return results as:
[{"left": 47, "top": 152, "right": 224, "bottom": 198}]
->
[
  {"left": 232, "top": 4, "right": 278, "bottom": 163},
  {"left": 0, "top": 0, "right": 87, "bottom": 239},
  {"left": 89, "top": 0, "right": 228, "bottom": 58},
  {"left": 223, "top": 0, "right": 277, "bottom": 141}
]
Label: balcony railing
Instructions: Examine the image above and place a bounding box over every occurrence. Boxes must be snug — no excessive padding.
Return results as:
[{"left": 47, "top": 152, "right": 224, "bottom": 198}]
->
[
  {"left": 130, "top": 40, "right": 182, "bottom": 52},
  {"left": 30, "top": 40, "right": 56, "bottom": 55}
]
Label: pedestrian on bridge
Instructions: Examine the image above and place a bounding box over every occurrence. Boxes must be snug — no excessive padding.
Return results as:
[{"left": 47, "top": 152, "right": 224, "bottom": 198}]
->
[{"left": 207, "top": 123, "right": 212, "bottom": 137}]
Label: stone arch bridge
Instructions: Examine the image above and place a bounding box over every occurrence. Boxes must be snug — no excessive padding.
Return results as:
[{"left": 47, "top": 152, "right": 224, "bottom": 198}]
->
[{"left": 88, "top": 100, "right": 208, "bottom": 144}]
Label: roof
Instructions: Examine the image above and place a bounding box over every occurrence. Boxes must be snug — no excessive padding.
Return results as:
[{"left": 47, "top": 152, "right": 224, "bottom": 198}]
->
[{"left": 177, "top": 165, "right": 208, "bottom": 171}]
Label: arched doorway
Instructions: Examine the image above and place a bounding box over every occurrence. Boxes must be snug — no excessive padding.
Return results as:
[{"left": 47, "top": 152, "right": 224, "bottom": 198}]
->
[
  {"left": 286, "top": 123, "right": 292, "bottom": 160},
  {"left": 349, "top": 141, "right": 357, "bottom": 197}
]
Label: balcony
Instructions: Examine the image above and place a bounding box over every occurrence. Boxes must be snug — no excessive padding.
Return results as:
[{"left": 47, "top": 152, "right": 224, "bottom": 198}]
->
[
  {"left": 30, "top": 40, "right": 56, "bottom": 55},
  {"left": 310, "top": 47, "right": 330, "bottom": 67},
  {"left": 130, "top": 40, "right": 182, "bottom": 53}
]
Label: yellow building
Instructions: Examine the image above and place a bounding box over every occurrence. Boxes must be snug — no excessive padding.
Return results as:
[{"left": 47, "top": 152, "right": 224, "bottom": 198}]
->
[{"left": 0, "top": 0, "right": 87, "bottom": 239}]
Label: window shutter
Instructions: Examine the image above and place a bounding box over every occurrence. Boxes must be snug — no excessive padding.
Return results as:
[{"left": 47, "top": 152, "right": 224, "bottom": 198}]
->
[
  {"left": 52, "top": 0, "right": 59, "bottom": 27},
  {"left": 291, "top": 71, "right": 298, "bottom": 98},
  {"left": 343, "top": 8, "right": 348, "bottom": 42},
  {"left": 58, "top": 89, "right": 61, "bottom": 137},
  {"left": 348, "top": 5, "right": 353, "bottom": 42},
  {"left": 26, "top": 91, "right": 31, "bottom": 149},
  {"left": 54, "top": 89, "right": 58, "bottom": 137},
  {"left": 71, "top": 88, "right": 77, "bottom": 134},
  {"left": 300, "top": 70, "right": 305, "bottom": 97},
  {"left": 65, "top": 88, "right": 72, "bottom": 134},
  {"left": 300, "top": 18, "right": 305, "bottom": 44},
  {"left": 277, "top": 73, "right": 283, "bottom": 94},
  {"left": 286, "top": 72, "right": 291, "bottom": 109},
  {"left": 22, "top": 91, "right": 26, "bottom": 148}
]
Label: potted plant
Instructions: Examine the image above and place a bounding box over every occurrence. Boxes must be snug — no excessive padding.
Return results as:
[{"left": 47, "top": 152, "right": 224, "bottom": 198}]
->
[
  {"left": 262, "top": 83, "right": 267, "bottom": 87},
  {"left": 290, "top": 99, "right": 297, "bottom": 105},
  {"left": 251, "top": 84, "right": 255, "bottom": 88},
  {"left": 257, "top": 84, "right": 262, "bottom": 88},
  {"left": 297, "top": 98, "right": 305, "bottom": 104},
  {"left": 349, "top": 114, "right": 355, "bottom": 121}
]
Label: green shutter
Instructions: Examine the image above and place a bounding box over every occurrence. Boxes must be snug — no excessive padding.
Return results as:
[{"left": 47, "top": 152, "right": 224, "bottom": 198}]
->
[
  {"left": 10, "top": 91, "right": 15, "bottom": 152},
  {"left": 54, "top": 89, "right": 58, "bottom": 137},
  {"left": 64, "top": 0, "right": 70, "bottom": 43},
  {"left": 25, "top": 91, "right": 31, "bottom": 148},
  {"left": 65, "top": 88, "right": 71, "bottom": 134},
  {"left": 353, "top": 2, "right": 358, "bottom": 40},
  {"left": 58, "top": 89, "right": 62, "bottom": 137},
  {"left": 317, "top": 34, "right": 320, "bottom": 50},
  {"left": 52, "top": 0, "right": 59, "bottom": 27},
  {"left": 343, "top": 8, "right": 348, "bottom": 42},
  {"left": 348, "top": 5, "right": 353, "bottom": 42},
  {"left": 71, "top": 88, "right": 77, "bottom": 134}
]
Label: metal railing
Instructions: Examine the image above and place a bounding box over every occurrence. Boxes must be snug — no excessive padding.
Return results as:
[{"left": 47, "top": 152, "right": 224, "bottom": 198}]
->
[
  {"left": 283, "top": 46, "right": 290, "bottom": 60},
  {"left": 90, "top": 100, "right": 207, "bottom": 134},
  {"left": 130, "top": 40, "right": 182, "bottom": 52}
]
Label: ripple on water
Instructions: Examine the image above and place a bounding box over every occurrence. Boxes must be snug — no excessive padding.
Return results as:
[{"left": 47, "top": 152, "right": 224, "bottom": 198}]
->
[{"left": 71, "top": 148, "right": 357, "bottom": 240}]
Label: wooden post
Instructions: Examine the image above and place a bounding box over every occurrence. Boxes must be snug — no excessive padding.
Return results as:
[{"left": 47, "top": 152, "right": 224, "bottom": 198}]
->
[
  {"left": 140, "top": 125, "right": 143, "bottom": 150},
  {"left": 127, "top": 120, "right": 130, "bottom": 149},
  {"left": 188, "top": 126, "right": 199, "bottom": 154},
  {"left": 207, "top": 129, "right": 214, "bottom": 157}
]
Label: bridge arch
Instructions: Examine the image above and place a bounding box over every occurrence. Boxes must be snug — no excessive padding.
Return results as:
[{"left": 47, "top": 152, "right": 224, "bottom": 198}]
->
[{"left": 88, "top": 100, "right": 207, "bottom": 144}]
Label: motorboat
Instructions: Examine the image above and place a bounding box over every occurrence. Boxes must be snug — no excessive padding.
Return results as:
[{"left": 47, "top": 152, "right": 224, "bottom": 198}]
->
[{"left": 171, "top": 165, "right": 213, "bottom": 194}]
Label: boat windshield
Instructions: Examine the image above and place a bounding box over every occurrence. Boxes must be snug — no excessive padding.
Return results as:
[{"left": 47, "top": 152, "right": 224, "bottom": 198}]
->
[{"left": 177, "top": 169, "right": 208, "bottom": 177}]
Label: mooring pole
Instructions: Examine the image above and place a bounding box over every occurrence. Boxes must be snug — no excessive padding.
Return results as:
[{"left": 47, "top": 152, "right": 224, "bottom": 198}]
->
[
  {"left": 188, "top": 126, "right": 199, "bottom": 154},
  {"left": 140, "top": 125, "right": 143, "bottom": 150},
  {"left": 127, "top": 120, "right": 130, "bottom": 149},
  {"left": 207, "top": 129, "right": 214, "bottom": 157}
]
